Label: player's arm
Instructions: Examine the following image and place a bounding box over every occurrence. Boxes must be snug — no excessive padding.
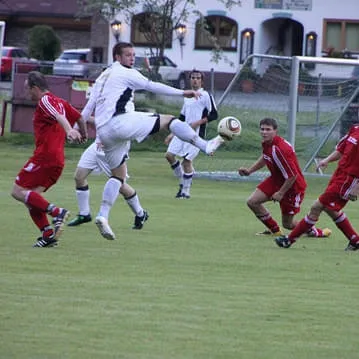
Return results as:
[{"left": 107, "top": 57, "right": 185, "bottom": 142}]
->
[
  {"left": 317, "top": 150, "right": 342, "bottom": 170},
  {"left": 238, "top": 156, "right": 266, "bottom": 176},
  {"left": 54, "top": 112, "right": 83, "bottom": 142},
  {"left": 271, "top": 176, "right": 297, "bottom": 202}
]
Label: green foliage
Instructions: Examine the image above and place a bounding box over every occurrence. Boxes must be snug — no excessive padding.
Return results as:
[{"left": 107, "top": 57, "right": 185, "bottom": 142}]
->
[{"left": 28, "top": 25, "right": 61, "bottom": 61}]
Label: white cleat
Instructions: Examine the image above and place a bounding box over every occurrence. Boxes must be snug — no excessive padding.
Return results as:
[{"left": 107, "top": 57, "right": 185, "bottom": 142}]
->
[
  {"left": 205, "top": 135, "right": 225, "bottom": 156},
  {"left": 95, "top": 216, "right": 116, "bottom": 240}
]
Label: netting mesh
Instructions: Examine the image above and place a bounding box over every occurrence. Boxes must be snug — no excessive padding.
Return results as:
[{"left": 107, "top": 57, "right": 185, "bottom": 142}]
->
[{"left": 195, "top": 55, "right": 359, "bottom": 182}]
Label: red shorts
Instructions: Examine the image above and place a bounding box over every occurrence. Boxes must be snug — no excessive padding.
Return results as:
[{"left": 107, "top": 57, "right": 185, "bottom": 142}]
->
[
  {"left": 258, "top": 176, "right": 304, "bottom": 216},
  {"left": 15, "top": 159, "right": 63, "bottom": 191},
  {"left": 319, "top": 171, "right": 357, "bottom": 212}
]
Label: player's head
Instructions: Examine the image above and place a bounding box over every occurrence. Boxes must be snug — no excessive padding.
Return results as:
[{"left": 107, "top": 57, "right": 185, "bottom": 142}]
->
[
  {"left": 25, "top": 71, "right": 49, "bottom": 101},
  {"left": 189, "top": 69, "right": 204, "bottom": 90},
  {"left": 113, "top": 42, "right": 135, "bottom": 68},
  {"left": 259, "top": 118, "right": 278, "bottom": 142}
]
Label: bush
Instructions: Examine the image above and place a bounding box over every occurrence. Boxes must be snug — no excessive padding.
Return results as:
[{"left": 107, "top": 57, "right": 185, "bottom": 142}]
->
[{"left": 28, "top": 25, "right": 61, "bottom": 61}]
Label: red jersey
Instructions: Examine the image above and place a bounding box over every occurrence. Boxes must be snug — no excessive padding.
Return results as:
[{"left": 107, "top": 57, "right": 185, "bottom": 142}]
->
[
  {"left": 32, "top": 92, "right": 81, "bottom": 167},
  {"left": 335, "top": 125, "right": 359, "bottom": 177},
  {"left": 262, "top": 135, "right": 306, "bottom": 192}
]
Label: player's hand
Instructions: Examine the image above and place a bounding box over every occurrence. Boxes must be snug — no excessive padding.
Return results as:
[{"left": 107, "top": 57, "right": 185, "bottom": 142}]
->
[
  {"left": 316, "top": 159, "right": 328, "bottom": 170},
  {"left": 238, "top": 168, "right": 250, "bottom": 176},
  {"left": 67, "top": 128, "right": 83, "bottom": 143},
  {"left": 183, "top": 90, "right": 201, "bottom": 99},
  {"left": 271, "top": 192, "right": 283, "bottom": 203}
]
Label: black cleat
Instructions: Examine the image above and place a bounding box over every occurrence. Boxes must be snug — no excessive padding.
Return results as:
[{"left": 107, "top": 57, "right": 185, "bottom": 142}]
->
[
  {"left": 345, "top": 241, "right": 359, "bottom": 251},
  {"left": 33, "top": 233, "right": 58, "bottom": 248},
  {"left": 67, "top": 214, "right": 92, "bottom": 226},
  {"left": 53, "top": 208, "right": 70, "bottom": 239},
  {"left": 132, "top": 210, "right": 149, "bottom": 230},
  {"left": 274, "top": 235, "right": 293, "bottom": 248},
  {"left": 175, "top": 184, "right": 184, "bottom": 198},
  {"left": 177, "top": 193, "right": 190, "bottom": 199}
]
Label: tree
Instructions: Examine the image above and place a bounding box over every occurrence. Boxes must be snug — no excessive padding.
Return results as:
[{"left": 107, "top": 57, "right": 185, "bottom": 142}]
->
[
  {"left": 28, "top": 25, "right": 61, "bottom": 61},
  {"left": 77, "top": 0, "right": 241, "bottom": 70}
]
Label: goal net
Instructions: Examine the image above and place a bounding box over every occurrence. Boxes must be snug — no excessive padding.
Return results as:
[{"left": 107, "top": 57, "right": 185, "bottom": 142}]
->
[{"left": 195, "top": 54, "right": 359, "bottom": 182}]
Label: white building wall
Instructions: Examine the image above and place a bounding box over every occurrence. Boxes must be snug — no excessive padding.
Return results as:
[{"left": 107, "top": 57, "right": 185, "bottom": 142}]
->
[{"left": 108, "top": 0, "right": 359, "bottom": 73}]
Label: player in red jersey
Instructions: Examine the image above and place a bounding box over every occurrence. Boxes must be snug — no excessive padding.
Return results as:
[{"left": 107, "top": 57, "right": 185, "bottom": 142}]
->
[
  {"left": 238, "top": 117, "right": 331, "bottom": 238},
  {"left": 275, "top": 124, "right": 359, "bottom": 250},
  {"left": 11, "top": 71, "right": 87, "bottom": 247}
]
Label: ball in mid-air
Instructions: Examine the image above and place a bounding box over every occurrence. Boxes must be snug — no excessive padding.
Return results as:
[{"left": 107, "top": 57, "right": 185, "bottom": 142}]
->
[{"left": 217, "top": 116, "right": 242, "bottom": 141}]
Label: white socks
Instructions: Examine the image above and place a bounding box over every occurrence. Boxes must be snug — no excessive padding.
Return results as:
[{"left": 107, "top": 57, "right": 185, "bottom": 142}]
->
[
  {"left": 76, "top": 188, "right": 90, "bottom": 216},
  {"left": 99, "top": 177, "right": 121, "bottom": 219},
  {"left": 125, "top": 193, "right": 144, "bottom": 217},
  {"left": 169, "top": 119, "right": 207, "bottom": 152}
]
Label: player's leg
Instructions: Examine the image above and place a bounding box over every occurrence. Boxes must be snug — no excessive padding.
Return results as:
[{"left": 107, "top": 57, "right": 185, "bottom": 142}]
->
[
  {"left": 12, "top": 164, "right": 69, "bottom": 243},
  {"left": 165, "top": 137, "right": 184, "bottom": 197},
  {"left": 120, "top": 182, "right": 149, "bottom": 230},
  {"left": 95, "top": 143, "right": 129, "bottom": 240},
  {"left": 159, "top": 115, "right": 224, "bottom": 155},
  {"left": 248, "top": 179, "right": 281, "bottom": 235},
  {"left": 180, "top": 158, "right": 194, "bottom": 199},
  {"left": 68, "top": 167, "right": 93, "bottom": 226}
]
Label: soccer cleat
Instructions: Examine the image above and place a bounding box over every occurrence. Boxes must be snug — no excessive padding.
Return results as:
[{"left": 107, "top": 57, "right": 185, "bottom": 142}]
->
[
  {"left": 53, "top": 208, "right": 70, "bottom": 239},
  {"left": 176, "top": 193, "right": 190, "bottom": 199},
  {"left": 33, "top": 232, "right": 58, "bottom": 248},
  {"left": 175, "top": 185, "right": 183, "bottom": 198},
  {"left": 307, "top": 227, "right": 332, "bottom": 238},
  {"left": 344, "top": 241, "right": 359, "bottom": 251},
  {"left": 67, "top": 214, "right": 92, "bottom": 226},
  {"left": 132, "top": 210, "right": 149, "bottom": 230},
  {"left": 95, "top": 215, "right": 116, "bottom": 240},
  {"left": 274, "top": 235, "right": 293, "bottom": 248},
  {"left": 256, "top": 228, "right": 283, "bottom": 236},
  {"left": 205, "top": 135, "right": 225, "bottom": 156}
]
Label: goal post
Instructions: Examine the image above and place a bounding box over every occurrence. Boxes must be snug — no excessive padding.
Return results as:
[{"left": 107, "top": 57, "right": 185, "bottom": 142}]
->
[{"left": 196, "top": 53, "right": 359, "bottom": 181}]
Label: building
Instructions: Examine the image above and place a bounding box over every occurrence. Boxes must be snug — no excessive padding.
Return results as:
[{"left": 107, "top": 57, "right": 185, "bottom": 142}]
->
[{"left": 110, "top": 0, "right": 359, "bottom": 75}]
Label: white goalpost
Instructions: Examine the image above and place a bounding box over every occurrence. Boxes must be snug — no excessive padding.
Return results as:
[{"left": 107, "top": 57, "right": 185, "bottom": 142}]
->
[{"left": 196, "top": 54, "right": 359, "bottom": 182}]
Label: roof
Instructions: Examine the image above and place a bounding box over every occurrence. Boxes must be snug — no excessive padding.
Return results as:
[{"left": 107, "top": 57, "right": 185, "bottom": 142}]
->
[{"left": 0, "top": 0, "right": 90, "bottom": 17}]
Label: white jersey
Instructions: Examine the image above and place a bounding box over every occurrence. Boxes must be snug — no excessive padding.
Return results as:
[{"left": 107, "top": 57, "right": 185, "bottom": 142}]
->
[
  {"left": 81, "top": 61, "right": 184, "bottom": 129},
  {"left": 180, "top": 88, "right": 215, "bottom": 133}
]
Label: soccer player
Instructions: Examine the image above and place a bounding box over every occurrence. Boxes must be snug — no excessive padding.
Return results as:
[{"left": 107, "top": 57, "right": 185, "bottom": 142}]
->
[
  {"left": 67, "top": 139, "right": 148, "bottom": 230},
  {"left": 81, "top": 42, "right": 224, "bottom": 240},
  {"left": 11, "top": 71, "right": 87, "bottom": 247},
  {"left": 164, "top": 70, "right": 218, "bottom": 199},
  {"left": 238, "top": 117, "right": 331, "bottom": 238},
  {"left": 275, "top": 124, "right": 359, "bottom": 250}
]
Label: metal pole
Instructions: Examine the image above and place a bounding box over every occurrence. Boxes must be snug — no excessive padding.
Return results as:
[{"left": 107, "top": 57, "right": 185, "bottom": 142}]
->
[
  {"left": 287, "top": 56, "right": 300, "bottom": 147},
  {"left": 315, "top": 73, "right": 322, "bottom": 137}
]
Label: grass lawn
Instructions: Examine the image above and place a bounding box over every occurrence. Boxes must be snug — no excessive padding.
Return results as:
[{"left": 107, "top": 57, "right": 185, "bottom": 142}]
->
[{"left": 1, "top": 142, "right": 359, "bottom": 359}]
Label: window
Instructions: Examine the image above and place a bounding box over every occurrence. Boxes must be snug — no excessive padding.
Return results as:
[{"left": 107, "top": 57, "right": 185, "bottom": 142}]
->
[
  {"left": 195, "top": 15, "right": 238, "bottom": 51},
  {"left": 131, "top": 12, "right": 172, "bottom": 48},
  {"left": 323, "top": 19, "right": 359, "bottom": 53}
]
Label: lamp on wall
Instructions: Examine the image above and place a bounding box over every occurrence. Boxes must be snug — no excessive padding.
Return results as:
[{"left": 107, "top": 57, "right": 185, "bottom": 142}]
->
[
  {"left": 175, "top": 23, "right": 187, "bottom": 59},
  {"left": 240, "top": 28, "right": 254, "bottom": 64},
  {"left": 305, "top": 31, "right": 317, "bottom": 69},
  {"left": 111, "top": 20, "right": 122, "bottom": 43}
]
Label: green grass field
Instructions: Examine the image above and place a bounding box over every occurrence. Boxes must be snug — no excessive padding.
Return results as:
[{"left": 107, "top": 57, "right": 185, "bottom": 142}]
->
[{"left": 1, "top": 141, "right": 359, "bottom": 359}]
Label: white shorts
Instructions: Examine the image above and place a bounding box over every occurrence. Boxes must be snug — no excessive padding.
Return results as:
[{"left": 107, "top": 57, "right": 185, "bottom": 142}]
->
[
  {"left": 78, "top": 141, "right": 130, "bottom": 175},
  {"left": 97, "top": 111, "right": 159, "bottom": 169},
  {"left": 167, "top": 136, "right": 200, "bottom": 161}
]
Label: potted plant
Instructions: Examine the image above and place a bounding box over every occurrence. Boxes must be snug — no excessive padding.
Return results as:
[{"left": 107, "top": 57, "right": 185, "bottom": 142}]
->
[{"left": 238, "top": 64, "right": 259, "bottom": 93}]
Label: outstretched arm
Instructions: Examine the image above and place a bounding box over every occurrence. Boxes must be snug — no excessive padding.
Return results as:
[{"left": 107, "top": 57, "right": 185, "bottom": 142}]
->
[{"left": 238, "top": 156, "right": 266, "bottom": 176}]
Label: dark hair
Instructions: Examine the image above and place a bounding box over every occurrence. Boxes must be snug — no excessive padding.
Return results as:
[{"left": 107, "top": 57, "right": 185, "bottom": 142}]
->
[
  {"left": 112, "top": 42, "right": 133, "bottom": 61},
  {"left": 260, "top": 117, "right": 278, "bottom": 130},
  {"left": 27, "top": 71, "right": 48, "bottom": 91},
  {"left": 189, "top": 69, "right": 204, "bottom": 81}
]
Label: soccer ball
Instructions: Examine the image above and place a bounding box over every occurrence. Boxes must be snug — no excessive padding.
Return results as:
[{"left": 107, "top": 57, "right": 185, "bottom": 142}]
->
[{"left": 217, "top": 116, "right": 242, "bottom": 141}]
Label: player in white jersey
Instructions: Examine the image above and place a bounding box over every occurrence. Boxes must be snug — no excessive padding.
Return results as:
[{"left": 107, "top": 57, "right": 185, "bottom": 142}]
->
[
  {"left": 67, "top": 138, "right": 148, "bottom": 229},
  {"left": 81, "top": 42, "right": 224, "bottom": 240},
  {"left": 165, "top": 70, "right": 218, "bottom": 198}
]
